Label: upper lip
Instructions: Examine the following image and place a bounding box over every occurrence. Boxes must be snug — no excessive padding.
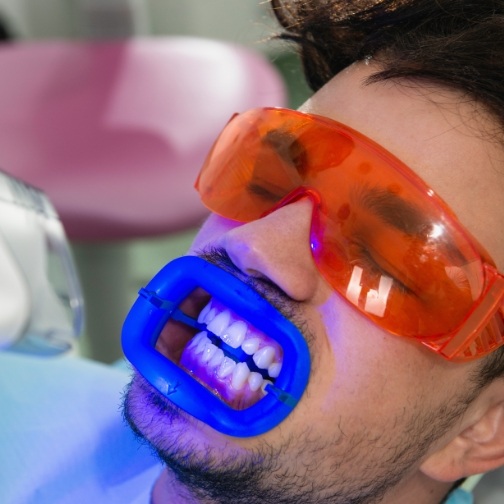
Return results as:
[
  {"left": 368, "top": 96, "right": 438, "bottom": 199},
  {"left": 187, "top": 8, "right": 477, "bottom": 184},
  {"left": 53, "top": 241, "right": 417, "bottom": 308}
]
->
[{"left": 197, "top": 249, "right": 300, "bottom": 322}]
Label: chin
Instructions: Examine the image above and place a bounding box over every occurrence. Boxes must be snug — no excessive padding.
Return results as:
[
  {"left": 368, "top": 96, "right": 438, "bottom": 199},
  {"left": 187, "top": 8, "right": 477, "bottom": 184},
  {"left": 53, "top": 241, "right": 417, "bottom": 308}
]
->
[{"left": 123, "top": 371, "right": 238, "bottom": 454}]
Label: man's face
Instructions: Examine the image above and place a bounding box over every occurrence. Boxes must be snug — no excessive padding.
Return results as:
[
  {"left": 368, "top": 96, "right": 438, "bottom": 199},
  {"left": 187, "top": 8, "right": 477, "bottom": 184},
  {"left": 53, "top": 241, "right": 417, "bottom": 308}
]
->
[{"left": 124, "top": 63, "right": 504, "bottom": 503}]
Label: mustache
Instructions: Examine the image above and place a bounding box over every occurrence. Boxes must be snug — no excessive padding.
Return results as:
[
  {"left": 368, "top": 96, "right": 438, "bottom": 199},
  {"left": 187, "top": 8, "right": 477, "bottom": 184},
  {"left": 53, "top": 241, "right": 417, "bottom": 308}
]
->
[{"left": 196, "top": 247, "right": 312, "bottom": 345}]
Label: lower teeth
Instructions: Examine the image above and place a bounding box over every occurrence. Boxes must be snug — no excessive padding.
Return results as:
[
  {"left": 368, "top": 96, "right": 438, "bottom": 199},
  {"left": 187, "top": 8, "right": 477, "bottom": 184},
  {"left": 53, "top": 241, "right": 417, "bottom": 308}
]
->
[
  {"left": 231, "top": 362, "right": 250, "bottom": 390},
  {"left": 182, "top": 330, "right": 279, "bottom": 401},
  {"left": 248, "top": 372, "right": 263, "bottom": 392},
  {"left": 217, "top": 357, "right": 236, "bottom": 378}
]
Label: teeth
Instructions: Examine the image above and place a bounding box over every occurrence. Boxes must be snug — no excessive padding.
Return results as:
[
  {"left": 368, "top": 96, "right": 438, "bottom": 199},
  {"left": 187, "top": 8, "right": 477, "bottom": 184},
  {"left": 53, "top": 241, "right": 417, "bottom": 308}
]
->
[
  {"left": 248, "top": 372, "right": 263, "bottom": 392},
  {"left": 187, "top": 331, "right": 207, "bottom": 350},
  {"left": 206, "top": 307, "right": 217, "bottom": 324},
  {"left": 197, "top": 302, "right": 212, "bottom": 324},
  {"left": 189, "top": 303, "right": 284, "bottom": 398},
  {"left": 217, "top": 357, "right": 236, "bottom": 378},
  {"left": 208, "top": 347, "right": 225, "bottom": 367},
  {"left": 206, "top": 310, "right": 231, "bottom": 337},
  {"left": 201, "top": 342, "right": 218, "bottom": 363},
  {"left": 231, "top": 362, "right": 250, "bottom": 390},
  {"left": 221, "top": 321, "right": 247, "bottom": 349},
  {"left": 253, "top": 346, "right": 276, "bottom": 369},
  {"left": 195, "top": 334, "right": 211, "bottom": 354},
  {"left": 241, "top": 337, "right": 260, "bottom": 355},
  {"left": 268, "top": 362, "right": 282, "bottom": 378}
]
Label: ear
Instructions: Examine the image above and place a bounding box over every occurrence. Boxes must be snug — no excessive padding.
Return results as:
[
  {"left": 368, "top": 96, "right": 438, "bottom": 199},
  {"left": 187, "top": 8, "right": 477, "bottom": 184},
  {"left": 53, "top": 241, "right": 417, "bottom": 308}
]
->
[{"left": 420, "top": 379, "right": 504, "bottom": 482}]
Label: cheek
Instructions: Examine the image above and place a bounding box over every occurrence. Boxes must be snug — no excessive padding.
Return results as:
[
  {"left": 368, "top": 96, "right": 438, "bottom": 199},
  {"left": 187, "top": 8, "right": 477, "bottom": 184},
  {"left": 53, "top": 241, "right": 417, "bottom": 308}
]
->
[
  {"left": 187, "top": 214, "right": 241, "bottom": 254},
  {"left": 314, "top": 294, "right": 441, "bottom": 418}
]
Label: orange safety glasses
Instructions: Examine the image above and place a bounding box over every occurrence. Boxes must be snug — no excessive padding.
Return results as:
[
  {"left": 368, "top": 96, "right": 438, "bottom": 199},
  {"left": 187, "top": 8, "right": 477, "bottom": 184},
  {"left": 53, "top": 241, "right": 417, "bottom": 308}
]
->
[{"left": 195, "top": 107, "right": 504, "bottom": 361}]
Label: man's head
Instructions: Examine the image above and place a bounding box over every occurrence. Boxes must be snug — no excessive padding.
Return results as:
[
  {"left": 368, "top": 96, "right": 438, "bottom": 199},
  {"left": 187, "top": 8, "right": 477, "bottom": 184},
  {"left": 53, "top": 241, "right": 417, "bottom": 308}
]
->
[
  {"left": 123, "top": 1, "right": 504, "bottom": 503},
  {"left": 271, "top": 0, "right": 504, "bottom": 385}
]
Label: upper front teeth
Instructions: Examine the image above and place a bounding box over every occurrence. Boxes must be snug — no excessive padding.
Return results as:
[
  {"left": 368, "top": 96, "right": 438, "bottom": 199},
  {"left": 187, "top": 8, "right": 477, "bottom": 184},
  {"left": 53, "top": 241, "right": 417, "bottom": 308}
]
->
[
  {"left": 197, "top": 303, "right": 212, "bottom": 324},
  {"left": 206, "top": 311, "right": 230, "bottom": 336},
  {"left": 221, "top": 321, "right": 247, "bottom": 348},
  {"left": 206, "top": 309, "right": 248, "bottom": 349}
]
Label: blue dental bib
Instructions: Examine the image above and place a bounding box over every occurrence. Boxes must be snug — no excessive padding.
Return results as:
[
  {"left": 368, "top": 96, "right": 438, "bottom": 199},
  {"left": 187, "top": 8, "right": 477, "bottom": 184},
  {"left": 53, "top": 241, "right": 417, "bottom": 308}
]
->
[{"left": 121, "top": 256, "right": 311, "bottom": 437}]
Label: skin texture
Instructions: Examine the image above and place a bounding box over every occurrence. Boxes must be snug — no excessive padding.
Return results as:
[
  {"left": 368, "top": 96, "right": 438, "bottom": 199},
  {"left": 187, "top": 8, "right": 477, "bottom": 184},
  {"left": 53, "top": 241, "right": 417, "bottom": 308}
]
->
[{"left": 124, "top": 62, "right": 504, "bottom": 504}]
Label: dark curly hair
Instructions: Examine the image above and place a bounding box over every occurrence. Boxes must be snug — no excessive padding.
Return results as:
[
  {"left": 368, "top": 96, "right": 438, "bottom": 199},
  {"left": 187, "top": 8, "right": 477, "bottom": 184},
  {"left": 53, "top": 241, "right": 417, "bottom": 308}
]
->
[
  {"left": 271, "top": 0, "right": 504, "bottom": 127},
  {"left": 270, "top": 0, "right": 504, "bottom": 387}
]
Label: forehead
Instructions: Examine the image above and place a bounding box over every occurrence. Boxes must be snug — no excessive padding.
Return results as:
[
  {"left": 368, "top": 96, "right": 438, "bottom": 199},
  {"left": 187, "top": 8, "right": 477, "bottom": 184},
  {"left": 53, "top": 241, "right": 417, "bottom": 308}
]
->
[{"left": 299, "top": 62, "right": 504, "bottom": 270}]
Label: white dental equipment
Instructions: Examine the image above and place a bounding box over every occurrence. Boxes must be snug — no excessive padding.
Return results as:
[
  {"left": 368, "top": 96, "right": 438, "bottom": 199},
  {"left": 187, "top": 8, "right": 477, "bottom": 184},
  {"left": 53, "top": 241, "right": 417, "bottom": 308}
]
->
[{"left": 0, "top": 170, "right": 83, "bottom": 354}]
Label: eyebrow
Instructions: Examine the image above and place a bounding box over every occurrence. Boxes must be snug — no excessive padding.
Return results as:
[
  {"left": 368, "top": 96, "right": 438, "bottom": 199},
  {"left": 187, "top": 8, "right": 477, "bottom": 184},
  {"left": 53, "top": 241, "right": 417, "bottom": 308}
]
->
[
  {"left": 263, "top": 129, "right": 309, "bottom": 176},
  {"left": 353, "top": 185, "right": 473, "bottom": 274},
  {"left": 353, "top": 185, "right": 430, "bottom": 236}
]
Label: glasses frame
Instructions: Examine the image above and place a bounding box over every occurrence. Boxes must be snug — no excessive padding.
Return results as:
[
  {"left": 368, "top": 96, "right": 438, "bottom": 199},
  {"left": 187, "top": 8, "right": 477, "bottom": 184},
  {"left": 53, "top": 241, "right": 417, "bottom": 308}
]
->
[{"left": 195, "top": 107, "right": 504, "bottom": 361}]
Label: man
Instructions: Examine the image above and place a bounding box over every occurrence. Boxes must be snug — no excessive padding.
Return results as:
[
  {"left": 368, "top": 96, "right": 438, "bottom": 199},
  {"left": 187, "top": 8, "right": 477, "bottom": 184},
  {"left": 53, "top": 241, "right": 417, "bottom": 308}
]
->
[{"left": 123, "top": 1, "right": 504, "bottom": 502}]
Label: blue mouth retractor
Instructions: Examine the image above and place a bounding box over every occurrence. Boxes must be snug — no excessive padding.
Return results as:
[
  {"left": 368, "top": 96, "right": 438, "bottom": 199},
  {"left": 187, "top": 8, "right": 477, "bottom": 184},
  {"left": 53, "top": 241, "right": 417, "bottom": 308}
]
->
[{"left": 121, "top": 256, "right": 311, "bottom": 437}]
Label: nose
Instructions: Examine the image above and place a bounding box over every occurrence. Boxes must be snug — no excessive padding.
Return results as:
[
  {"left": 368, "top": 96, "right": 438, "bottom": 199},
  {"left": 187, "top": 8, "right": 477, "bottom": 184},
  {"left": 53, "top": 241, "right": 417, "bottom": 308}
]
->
[{"left": 216, "top": 198, "right": 322, "bottom": 301}]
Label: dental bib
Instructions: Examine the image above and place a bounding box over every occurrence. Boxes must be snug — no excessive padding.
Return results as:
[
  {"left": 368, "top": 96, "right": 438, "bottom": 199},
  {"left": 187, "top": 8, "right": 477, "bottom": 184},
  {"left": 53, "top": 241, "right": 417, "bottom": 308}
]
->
[{"left": 122, "top": 256, "right": 311, "bottom": 437}]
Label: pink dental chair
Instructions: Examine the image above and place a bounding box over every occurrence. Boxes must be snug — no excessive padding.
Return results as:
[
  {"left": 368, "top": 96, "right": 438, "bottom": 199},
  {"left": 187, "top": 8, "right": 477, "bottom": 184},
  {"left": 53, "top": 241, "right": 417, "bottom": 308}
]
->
[{"left": 0, "top": 37, "right": 286, "bottom": 361}]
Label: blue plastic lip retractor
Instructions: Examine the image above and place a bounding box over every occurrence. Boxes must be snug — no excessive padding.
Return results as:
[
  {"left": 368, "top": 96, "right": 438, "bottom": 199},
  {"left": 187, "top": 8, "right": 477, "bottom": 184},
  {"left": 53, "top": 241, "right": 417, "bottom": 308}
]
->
[{"left": 122, "top": 255, "right": 311, "bottom": 437}]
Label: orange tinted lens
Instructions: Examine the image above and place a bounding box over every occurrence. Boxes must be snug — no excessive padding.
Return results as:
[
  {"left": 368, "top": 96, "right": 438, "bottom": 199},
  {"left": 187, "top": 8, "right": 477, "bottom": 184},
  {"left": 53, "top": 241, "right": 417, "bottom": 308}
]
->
[
  {"left": 196, "top": 108, "right": 501, "bottom": 356},
  {"left": 196, "top": 109, "right": 354, "bottom": 221},
  {"left": 196, "top": 111, "right": 299, "bottom": 220},
  {"left": 311, "top": 162, "right": 483, "bottom": 340}
]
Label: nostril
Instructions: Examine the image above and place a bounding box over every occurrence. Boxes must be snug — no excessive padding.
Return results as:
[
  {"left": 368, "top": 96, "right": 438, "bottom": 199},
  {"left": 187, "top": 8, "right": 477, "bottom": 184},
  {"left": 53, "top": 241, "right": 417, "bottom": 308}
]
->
[{"left": 240, "top": 268, "right": 271, "bottom": 282}]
